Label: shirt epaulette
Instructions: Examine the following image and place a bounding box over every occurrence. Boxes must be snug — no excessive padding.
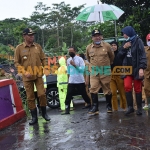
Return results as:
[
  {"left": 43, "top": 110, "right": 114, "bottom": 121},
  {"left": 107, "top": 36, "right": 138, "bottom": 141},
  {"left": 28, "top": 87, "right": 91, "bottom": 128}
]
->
[
  {"left": 86, "top": 43, "right": 93, "bottom": 49},
  {"left": 16, "top": 43, "right": 23, "bottom": 48}
]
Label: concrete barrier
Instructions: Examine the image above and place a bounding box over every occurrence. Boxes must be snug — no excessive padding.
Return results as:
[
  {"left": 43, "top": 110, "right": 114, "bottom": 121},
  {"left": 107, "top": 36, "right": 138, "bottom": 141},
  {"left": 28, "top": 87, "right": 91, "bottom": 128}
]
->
[{"left": 0, "top": 79, "right": 26, "bottom": 130}]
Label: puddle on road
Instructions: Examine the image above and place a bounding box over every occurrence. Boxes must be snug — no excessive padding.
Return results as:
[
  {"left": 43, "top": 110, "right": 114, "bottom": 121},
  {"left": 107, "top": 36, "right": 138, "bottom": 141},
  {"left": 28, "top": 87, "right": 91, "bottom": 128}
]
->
[
  {"left": 58, "top": 134, "right": 72, "bottom": 143},
  {"left": 66, "top": 129, "right": 74, "bottom": 134},
  {"left": 24, "top": 119, "right": 51, "bottom": 140}
]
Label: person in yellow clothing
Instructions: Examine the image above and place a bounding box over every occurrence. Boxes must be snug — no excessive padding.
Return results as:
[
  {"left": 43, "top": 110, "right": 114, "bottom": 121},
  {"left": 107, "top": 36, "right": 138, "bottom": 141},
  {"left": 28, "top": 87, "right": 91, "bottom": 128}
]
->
[
  {"left": 110, "top": 41, "right": 127, "bottom": 111},
  {"left": 57, "top": 57, "right": 73, "bottom": 112}
]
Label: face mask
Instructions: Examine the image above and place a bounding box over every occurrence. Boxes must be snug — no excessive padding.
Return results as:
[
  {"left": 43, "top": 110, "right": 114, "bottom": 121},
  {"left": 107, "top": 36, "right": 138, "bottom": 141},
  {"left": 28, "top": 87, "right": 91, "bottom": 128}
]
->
[
  {"left": 69, "top": 52, "right": 75, "bottom": 57},
  {"left": 94, "top": 41, "right": 101, "bottom": 45},
  {"left": 147, "top": 41, "right": 150, "bottom": 46},
  {"left": 126, "top": 37, "right": 130, "bottom": 41}
]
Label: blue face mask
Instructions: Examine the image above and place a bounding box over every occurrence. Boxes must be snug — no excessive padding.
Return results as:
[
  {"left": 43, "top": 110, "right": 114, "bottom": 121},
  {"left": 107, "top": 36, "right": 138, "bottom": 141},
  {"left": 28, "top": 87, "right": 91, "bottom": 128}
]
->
[{"left": 95, "top": 41, "right": 101, "bottom": 45}]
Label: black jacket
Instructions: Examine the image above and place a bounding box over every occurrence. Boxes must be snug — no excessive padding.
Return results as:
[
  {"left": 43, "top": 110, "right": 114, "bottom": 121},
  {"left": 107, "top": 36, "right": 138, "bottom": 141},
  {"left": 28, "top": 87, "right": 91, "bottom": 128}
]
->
[
  {"left": 111, "top": 49, "right": 123, "bottom": 70},
  {"left": 118, "top": 36, "right": 147, "bottom": 79}
]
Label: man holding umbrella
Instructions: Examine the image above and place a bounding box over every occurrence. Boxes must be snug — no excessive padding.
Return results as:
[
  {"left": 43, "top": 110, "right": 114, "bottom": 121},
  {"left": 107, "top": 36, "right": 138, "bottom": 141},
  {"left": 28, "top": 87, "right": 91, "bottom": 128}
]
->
[{"left": 86, "top": 29, "right": 114, "bottom": 115}]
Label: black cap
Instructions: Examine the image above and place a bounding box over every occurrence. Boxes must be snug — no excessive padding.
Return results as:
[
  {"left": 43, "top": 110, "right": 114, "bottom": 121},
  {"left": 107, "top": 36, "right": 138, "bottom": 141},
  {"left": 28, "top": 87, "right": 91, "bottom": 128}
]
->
[
  {"left": 110, "top": 41, "right": 118, "bottom": 47},
  {"left": 23, "top": 28, "right": 36, "bottom": 35},
  {"left": 92, "top": 29, "right": 102, "bottom": 36}
]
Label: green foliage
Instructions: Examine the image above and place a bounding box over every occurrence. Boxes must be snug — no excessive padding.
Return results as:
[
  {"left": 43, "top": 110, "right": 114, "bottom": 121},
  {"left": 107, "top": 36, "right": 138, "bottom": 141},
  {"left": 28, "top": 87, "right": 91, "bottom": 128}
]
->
[
  {"left": 101, "top": 0, "right": 150, "bottom": 42},
  {"left": 0, "top": 0, "right": 149, "bottom": 57},
  {"left": 62, "top": 42, "right": 68, "bottom": 55}
]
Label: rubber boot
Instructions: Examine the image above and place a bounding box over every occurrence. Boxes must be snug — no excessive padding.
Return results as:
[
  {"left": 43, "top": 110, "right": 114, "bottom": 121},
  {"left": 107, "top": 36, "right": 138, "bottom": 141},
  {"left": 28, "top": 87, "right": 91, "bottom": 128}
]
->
[
  {"left": 41, "top": 106, "right": 51, "bottom": 121},
  {"left": 37, "top": 105, "right": 42, "bottom": 115},
  {"left": 105, "top": 94, "right": 112, "bottom": 113},
  {"left": 88, "top": 93, "right": 99, "bottom": 115},
  {"left": 136, "top": 93, "right": 142, "bottom": 115},
  {"left": 29, "top": 108, "right": 38, "bottom": 125},
  {"left": 61, "top": 105, "right": 70, "bottom": 115},
  {"left": 125, "top": 92, "right": 134, "bottom": 115}
]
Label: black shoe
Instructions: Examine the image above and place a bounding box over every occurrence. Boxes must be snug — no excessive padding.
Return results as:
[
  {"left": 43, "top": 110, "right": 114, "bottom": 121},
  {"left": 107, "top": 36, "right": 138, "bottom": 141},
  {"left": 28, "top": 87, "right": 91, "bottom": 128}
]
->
[
  {"left": 61, "top": 111, "right": 70, "bottom": 115},
  {"left": 29, "top": 108, "right": 38, "bottom": 125},
  {"left": 88, "top": 104, "right": 99, "bottom": 115},
  {"left": 82, "top": 104, "right": 91, "bottom": 109},
  {"left": 41, "top": 106, "right": 51, "bottom": 121},
  {"left": 105, "top": 94, "right": 112, "bottom": 112},
  {"left": 125, "top": 106, "right": 134, "bottom": 115},
  {"left": 107, "top": 106, "right": 112, "bottom": 113},
  {"left": 136, "top": 109, "right": 142, "bottom": 115},
  {"left": 61, "top": 105, "right": 70, "bottom": 115}
]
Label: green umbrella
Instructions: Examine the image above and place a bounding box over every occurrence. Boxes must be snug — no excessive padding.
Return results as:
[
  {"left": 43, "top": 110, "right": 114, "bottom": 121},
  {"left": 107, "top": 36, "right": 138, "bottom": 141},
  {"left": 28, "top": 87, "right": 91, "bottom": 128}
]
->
[
  {"left": 76, "top": 3, "right": 124, "bottom": 38},
  {"left": 76, "top": 4, "right": 124, "bottom": 22}
]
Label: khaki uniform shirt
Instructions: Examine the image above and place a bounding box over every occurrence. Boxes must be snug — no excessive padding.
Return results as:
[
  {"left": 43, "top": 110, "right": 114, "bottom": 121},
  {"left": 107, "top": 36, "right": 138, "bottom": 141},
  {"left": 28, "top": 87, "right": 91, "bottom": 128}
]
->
[
  {"left": 144, "top": 46, "right": 150, "bottom": 78},
  {"left": 86, "top": 41, "right": 114, "bottom": 75},
  {"left": 14, "top": 42, "right": 47, "bottom": 81},
  {"left": 84, "top": 59, "right": 90, "bottom": 77}
]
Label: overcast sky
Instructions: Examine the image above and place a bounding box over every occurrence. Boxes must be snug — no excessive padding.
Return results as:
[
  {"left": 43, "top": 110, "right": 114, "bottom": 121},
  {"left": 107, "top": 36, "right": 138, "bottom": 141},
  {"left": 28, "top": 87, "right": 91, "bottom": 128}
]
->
[{"left": 0, "top": 0, "right": 98, "bottom": 20}]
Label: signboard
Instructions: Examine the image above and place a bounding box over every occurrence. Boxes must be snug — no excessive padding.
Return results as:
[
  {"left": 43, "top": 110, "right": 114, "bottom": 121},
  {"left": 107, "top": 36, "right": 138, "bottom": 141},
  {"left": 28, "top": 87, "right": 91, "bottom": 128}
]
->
[
  {"left": 0, "top": 85, "right": 16, "bottom": 120},
  {"left": 0, "top": 79, "right": 26, "bottom": 130}
]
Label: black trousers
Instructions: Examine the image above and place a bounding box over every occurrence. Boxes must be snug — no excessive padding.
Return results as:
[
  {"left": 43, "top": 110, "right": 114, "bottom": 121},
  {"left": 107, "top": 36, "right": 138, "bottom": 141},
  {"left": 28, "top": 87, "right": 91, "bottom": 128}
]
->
[{"left": 65, "top": 83, "right": 91, "bottom": 106}]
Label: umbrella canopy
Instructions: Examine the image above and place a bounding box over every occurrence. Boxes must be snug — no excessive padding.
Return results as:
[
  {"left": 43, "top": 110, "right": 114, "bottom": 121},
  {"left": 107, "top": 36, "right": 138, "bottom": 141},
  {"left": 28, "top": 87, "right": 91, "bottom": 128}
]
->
[{"left": 76, "top": 4, "right": 124, "bottom": 22}]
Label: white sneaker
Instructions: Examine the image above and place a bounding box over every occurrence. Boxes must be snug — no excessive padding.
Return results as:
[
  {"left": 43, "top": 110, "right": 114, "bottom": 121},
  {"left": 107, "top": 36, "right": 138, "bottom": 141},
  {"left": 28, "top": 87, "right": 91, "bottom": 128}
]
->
[{"left": 143, "top": 105, "right": 149, "bottom": 110}]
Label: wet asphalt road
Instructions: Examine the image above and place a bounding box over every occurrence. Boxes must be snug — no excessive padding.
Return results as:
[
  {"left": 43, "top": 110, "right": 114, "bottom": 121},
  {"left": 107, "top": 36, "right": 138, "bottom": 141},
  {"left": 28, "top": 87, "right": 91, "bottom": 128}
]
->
[{"left": 0, "top": 97, "right": 150, "bottom": 150}]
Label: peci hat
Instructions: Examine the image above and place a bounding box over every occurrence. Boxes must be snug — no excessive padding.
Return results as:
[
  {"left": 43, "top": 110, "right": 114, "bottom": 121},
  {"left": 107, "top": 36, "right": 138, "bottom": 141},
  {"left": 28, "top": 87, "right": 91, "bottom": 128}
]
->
[
  {"left": 146, "top": 34, "right": 150, "bottom": 40},
  {"left": 23, "top": 28, "right": 36, "bottom": 35},
  {"left": 92, "top": 29, "right": 102, "bottom": 36}
]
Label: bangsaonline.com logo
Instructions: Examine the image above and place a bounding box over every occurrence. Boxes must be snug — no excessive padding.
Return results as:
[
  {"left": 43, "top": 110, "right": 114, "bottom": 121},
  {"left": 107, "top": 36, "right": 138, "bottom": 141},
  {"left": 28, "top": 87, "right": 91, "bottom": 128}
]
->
[{"left": 17, "top": 65, "right": 132, "bottom": 76}]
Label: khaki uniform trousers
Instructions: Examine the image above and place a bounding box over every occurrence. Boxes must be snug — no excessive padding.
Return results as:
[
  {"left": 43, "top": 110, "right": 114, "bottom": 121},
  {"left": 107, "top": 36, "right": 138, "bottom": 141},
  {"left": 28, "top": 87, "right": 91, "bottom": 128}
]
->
[
  {"left": 143, "top": 78, "right": 150, "bottom": 105},
  {"left": 90, "top": 74, "right": 111, "bottom": 95},
  {"left": 85, "top": 85, "right": 92, "bottom": 106},
  {"left": 24, "top": 77, "right": 47, "bottom": 110},
  {"left": 110, "top": 75, "right": 127, "bottom": 111},
  {"left": 144, "top": 77, "right": 150, "bottom": 98}
]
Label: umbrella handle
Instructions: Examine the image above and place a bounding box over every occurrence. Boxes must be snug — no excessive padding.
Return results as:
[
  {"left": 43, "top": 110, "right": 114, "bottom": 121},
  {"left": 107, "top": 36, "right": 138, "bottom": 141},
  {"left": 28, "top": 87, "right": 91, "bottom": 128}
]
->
[{"left": 114, "top": 20, "right": 117, "bottom": 41}]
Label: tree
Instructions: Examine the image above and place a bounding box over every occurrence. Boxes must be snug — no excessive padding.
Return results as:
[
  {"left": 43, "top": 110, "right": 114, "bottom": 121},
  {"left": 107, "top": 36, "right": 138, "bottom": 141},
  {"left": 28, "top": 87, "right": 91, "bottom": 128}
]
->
[
  {"left": 0, "top": 18, "right": 28, "bottom": 46},
  {"left": 101, "top": 0, "right": 150, "bottom": 41}
]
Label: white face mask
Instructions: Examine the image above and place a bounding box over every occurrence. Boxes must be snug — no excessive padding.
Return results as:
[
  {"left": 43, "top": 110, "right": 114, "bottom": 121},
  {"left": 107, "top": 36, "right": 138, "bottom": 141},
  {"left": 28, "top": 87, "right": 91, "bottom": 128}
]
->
[
  {"left": 147, "top": 41, "right": 150, "bottom": 46},
  {"left": 126, "top": 37, "right": 130, "bottom": 41},
  {"left": 94, "top": 41, "right": 101, "bottom": 45}
]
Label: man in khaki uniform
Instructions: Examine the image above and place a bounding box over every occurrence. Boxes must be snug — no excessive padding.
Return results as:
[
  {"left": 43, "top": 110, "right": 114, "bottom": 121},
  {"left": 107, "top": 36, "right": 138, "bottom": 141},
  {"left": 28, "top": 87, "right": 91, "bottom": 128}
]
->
[
  {"left": 14, "top": 28, "right": 50, "bottom": 125},
  {"left": 144, "top": 33, "right": 150, "bottom": 109},
  {"left": 86, "top": 29, "right": 114, "bottom": 114}
]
